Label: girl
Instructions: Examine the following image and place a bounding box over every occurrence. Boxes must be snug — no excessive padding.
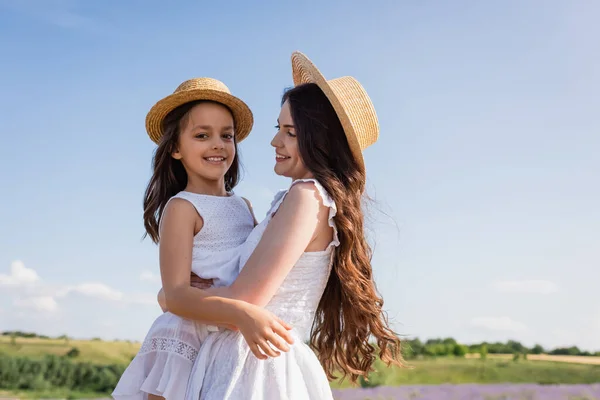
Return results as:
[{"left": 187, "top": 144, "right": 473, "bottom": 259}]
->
[
  {"left": 160, "top": 52, "right": 404, "bottom": 399},
  {"left": 112, "top": 77, "right": 294, "bottom": 400}
]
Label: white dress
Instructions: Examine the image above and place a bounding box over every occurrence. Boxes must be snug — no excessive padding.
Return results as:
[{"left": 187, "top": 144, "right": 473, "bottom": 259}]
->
[
  {"left": 112, "top": 191, "right": 255, "bottom": 400},
  {"left": 185, "top": 178, "right": 339, "bottom": 400}
]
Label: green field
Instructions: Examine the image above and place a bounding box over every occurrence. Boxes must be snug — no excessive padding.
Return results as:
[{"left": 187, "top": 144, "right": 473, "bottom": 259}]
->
[
  {"left": 0, "top": 336, "right": 140, "bottom": 365},
  {"left": 2, "top": 336, "right": 600, "bottom": 399},
  {"left": 331, "top": 357, "right": 600, "bottom": 389}
]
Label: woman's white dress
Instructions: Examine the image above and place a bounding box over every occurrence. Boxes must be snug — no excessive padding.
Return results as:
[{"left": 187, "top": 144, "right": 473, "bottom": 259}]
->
[{"left": 185, "top": 178, "right": 338, "bottom": 400}]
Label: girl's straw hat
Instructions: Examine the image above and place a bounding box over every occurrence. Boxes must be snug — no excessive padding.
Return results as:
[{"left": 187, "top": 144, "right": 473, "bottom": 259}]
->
[
  {"left": 291, "top": 51, "right": 379, "bottom": 172},
  {"left": 145, "top": 77, "right": 253, "bottom": 144}
]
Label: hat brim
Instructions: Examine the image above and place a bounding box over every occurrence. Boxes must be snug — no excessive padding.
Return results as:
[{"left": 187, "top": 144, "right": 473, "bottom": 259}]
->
[
  {"left": 145, "top": 89, "right": 253, "bottom": 144},
  {"left": 291, "top": 51, "right": 365, "bottom": 172}
]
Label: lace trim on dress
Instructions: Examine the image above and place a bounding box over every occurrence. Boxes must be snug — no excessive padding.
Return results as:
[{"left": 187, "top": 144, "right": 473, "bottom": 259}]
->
[{"left": 138, "top": 337, "right": 199, "bottom": 362}]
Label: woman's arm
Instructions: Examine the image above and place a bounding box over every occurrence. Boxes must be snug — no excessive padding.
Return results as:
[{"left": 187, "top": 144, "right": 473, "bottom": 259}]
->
[
  {"left": 159, "top": 197, "right": 294, "bottom": 358},
  {"left": 217, "top": 182, "right": 328, "bottom": 306}
]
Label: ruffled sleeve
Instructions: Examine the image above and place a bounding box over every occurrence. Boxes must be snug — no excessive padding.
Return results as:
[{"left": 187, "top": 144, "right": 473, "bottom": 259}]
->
[{"left": 268, "top": 178, "right": 340, "bottom": 250}]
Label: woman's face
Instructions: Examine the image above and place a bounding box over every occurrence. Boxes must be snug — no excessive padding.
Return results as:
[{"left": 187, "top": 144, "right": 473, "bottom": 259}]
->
[{"left": 271, "top": 100, "right": 312, "bottom": 180}]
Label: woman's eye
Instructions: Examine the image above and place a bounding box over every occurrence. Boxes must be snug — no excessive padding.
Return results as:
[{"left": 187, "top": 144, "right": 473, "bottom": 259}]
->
[{"left": 287, "top": 131, "right": 296, "bottom": 137}]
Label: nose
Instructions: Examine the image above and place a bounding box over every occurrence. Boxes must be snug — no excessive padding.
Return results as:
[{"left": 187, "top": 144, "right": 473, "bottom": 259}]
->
[
  {"left": 212, "top": 138, "right": 225, "bottom": 150},
  {"left": 270, "top": 131, "right": 282, "bottom": 148}
]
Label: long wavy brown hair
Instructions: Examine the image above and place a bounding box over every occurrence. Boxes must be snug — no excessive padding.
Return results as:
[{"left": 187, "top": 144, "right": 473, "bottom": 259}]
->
[
  {"left": 283, "top": 83, "right": 404, "bottom": 383},
  {"left": 142, "top": 100, "right": 240, "bottom": 243}
]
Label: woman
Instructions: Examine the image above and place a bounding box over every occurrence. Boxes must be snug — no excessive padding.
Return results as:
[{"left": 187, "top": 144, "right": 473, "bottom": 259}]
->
[{"left": 164, "top": 51, "right": 403, "bottom": 399}]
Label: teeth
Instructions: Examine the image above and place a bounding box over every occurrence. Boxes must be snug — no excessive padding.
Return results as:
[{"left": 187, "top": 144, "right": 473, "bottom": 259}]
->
[
  {"left": 206, "top": 157, "right": 225, "bottom": 161},
  {"left": 276, "top": 155, "right": 288, "bottom": 159}
]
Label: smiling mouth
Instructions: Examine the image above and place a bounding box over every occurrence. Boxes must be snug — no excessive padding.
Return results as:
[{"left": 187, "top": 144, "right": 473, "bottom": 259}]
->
[
  {"left": 204, "top": 157, "right": 226, "bottom": 163},
  {"left": 276, "top": 154, "right": 290, "bottom": 161}
]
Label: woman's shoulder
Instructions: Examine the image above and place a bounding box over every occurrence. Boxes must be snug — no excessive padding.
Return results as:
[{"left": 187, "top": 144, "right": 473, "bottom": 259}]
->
[
  {"left": 287, "top": 179, "right": 335, "bottom": 209},
  {"left": 269, "top": 178, "right": 337, "bottom": 219},
  {"left": 282, "top": 179, "right": 340, "bottom": 249}
]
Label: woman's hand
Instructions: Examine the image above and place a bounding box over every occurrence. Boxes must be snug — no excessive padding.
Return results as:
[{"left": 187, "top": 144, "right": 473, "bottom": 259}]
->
[
  {"left": 235, "top": 303, "right": 295, "bottom": 360},
  {"left": 190, "top": 273, "right": 213, "bottom": 289}
]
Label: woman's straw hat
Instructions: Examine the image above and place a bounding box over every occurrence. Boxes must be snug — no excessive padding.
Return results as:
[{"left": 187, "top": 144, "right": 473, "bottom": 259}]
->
[
  {"left": 145, "top": 77, "right": 253, "bottom": 144},
  {"left": 291, "top": 51, "right": 379, "bottom": 172}
]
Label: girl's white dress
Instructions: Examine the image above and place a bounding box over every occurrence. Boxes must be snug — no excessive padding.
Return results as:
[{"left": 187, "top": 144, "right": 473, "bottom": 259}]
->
[
  {"left": 112, "top": 191, "right": 255, "bottom": 400},
  {"left": 185, "top": 178, "right": 338, "bottom": 400}
]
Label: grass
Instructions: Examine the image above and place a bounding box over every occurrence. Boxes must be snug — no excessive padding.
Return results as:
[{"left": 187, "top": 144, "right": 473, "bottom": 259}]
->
[
  {"left": 6, "top": 357, "right": 600, "bottom": 399},
  {"left": 466, "top": 353, "right": 600, "bottom": 365},
  {"left": 0, "top": 336, "right": 140, "bottom": 365},
  {"left": 2, "top": 336, "right": 600, "bottom": 398},
  {"left": 0, "top": 389, "right": 108, "bottom": 399},
  {"left": 331, "top": 357, "right": 600, "bottom": 389}
]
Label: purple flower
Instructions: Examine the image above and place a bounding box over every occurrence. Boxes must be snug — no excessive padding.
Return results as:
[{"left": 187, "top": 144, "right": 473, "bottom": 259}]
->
[{"left": 332, "top": 383, "right": 600, "bottom": 400}]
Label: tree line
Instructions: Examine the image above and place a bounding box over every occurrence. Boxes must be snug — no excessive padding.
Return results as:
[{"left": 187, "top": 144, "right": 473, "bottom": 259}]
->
[
  {"left": 4, "top": 331, "right": 598, "bottom": 357},
  {"left": 402, "top": 337, "right": 600, "bottom": 359}
]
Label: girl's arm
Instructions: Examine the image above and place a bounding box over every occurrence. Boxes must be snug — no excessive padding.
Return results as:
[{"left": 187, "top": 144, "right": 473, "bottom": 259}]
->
[
  {"left": 159, "top": 198, "right": 294, "bottom": 359},
  {"left": 242, "top": 196, "right": 259, "bottom": 226}
]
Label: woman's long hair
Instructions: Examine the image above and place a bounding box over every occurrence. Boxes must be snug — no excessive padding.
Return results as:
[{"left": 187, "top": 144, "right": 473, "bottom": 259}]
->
[
  {"left": 142, "top": 100, "right": 240, "bottom": 243},
  {"left": 283, "top": 83, "right": 404, "bottom": 383}
]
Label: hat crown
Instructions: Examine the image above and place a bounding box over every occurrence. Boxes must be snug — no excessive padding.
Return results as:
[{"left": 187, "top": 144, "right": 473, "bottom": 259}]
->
[
  {"left": 174, "top": 78, "right": 231, "bottom": 95},
  {"left": 145, "top": 77, "right": 253, "bottom": 144},
  {"left": 326, "top": 76, "right": 379, "bottom": 151},
  {"left": 291, "top": 51, "right": 379, "bottom": 172}
]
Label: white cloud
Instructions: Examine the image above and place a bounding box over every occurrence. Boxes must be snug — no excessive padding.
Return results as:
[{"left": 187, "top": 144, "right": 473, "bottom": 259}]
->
[
  {"left": 57, "top": 283, "right": 124, "bottom": 301},
  {"left": 140, "top": 271, "right": 160, "bottom": 283},
  {"left": 54, "top": 282, "right": 155, "bottom": 306},
  {"left": 126, "top": 292, "right": 158, "bottom": 306},
  {"left": 492, "top": 280, "right": 559, "bottom": 294},
  {"left": 470, "top": 317, "right": 529, "bottom": 333},
  {"left": 0, "top": 260, "right": 40, "bottom": 286},
  {"left": 14, "top": 296, "right": 58, "bottom": 313}
]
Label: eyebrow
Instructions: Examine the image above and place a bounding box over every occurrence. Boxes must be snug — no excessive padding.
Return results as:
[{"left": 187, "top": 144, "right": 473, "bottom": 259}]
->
[
  {"left": 276, "top": 119, "right": 294, "bottom": 128},
  {"left": 190, "top": 125, "right": 234, "bottom": 130}
]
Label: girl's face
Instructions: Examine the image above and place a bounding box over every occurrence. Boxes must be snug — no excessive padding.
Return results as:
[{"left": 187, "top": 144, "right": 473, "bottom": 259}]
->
[
  {"left": 172, "top": 102, "right": 236, "bottom": 189},
  {"left": 271, "top": 100, "right": 312, "bottom": 180}
]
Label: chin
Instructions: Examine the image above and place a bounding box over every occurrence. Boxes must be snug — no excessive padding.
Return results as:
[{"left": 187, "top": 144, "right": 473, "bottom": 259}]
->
[{"left": 273, "top": 164, "right": 285, "bottom": 177}]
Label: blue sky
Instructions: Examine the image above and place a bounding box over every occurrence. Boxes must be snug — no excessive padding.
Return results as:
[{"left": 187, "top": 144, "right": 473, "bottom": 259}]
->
[{"left": 0, "top": 0, "right": 598, "bottom": 351}]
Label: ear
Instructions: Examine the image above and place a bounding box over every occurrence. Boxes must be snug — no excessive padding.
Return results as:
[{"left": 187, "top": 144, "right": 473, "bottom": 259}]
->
[{"left": 171, "top": 147, "right": 182, "bottom": 160}]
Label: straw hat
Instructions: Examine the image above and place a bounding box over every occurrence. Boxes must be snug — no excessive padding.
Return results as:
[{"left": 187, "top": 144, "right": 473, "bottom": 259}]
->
[
  {"left": 145, "top": 77, "right": 253, "bottom": 144},
  {"left": 291, "top": 51, "right": 379, "bottom": 172}
]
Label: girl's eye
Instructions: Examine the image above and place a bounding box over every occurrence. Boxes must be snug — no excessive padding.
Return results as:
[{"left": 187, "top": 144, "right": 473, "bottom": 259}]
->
[
  {"left": 195, "top": 133, "right": 208, "bottom": 139},
  {"left": 222, "top": 133, "right": 234, "bottom": 140}
]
